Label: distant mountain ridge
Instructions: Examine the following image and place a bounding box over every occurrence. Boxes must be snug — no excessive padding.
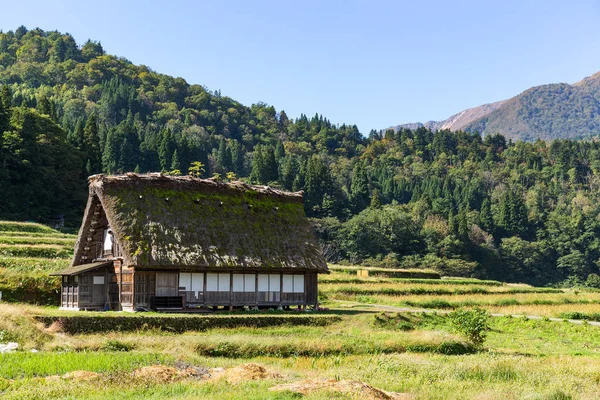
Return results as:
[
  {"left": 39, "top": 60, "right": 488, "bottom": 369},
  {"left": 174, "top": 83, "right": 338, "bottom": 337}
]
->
[{"left": 392, "top": 71, "right": 600, "bottom": 141}]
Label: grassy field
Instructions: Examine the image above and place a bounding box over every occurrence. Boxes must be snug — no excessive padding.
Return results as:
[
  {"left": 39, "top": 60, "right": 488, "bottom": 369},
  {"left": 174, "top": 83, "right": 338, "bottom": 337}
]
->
[{"left": 2, "top": 221, "right": 600, "bottom": 399}]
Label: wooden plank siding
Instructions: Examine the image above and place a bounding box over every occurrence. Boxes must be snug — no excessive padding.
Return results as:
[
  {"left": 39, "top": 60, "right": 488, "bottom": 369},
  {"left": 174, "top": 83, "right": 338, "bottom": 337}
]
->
[
  {"left": 142, "top": 270, "right": 318, "bottom": 310},
  {"left": 60, "top": 266, "right": 111, "bottom": 310},
  {"left": 63, "top": 268, "right": 319, "bottom": 311}
]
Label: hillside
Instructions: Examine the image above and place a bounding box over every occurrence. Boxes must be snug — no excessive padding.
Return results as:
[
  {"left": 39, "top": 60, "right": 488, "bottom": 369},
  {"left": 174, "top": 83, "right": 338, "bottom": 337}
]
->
[
  {"left": 394, "top": 72, "right": 600, "bottom": 141},
  {"left": 392, "top": 100, "right": 506, "bottom": 133},
  {"left": 5, "top": 26, "right": 600, "bottom": 286}
]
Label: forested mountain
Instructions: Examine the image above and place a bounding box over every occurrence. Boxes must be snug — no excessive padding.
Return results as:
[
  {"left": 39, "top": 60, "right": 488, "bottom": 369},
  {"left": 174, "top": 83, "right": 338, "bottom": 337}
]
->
[
  {"left": 396, "top": 72, "right": 600, "bottom": 141},
  {"left": 3, "top": 26, "right": 600, "bottom": 286}
]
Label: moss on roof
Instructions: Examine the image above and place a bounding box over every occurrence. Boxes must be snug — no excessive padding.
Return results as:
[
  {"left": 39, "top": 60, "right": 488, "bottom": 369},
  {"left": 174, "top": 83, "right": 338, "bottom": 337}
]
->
[{"left": 73, "top": 173, "right": 328, "bottom": 273}]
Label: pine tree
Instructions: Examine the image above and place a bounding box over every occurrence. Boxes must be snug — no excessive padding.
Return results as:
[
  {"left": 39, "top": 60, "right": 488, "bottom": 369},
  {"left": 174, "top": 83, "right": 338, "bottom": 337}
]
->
[
  {"left": 230, "top": 139, "right": 245, "bottom": 176},
  {"left": 70, "top": 119, "right": 84, "bottom": 149},
  {"left": 249, "top": 145, "right": 264, "bottom": 184},
  {"left": 170, "top": 149, "right": 181, "bottom": 172},
  {"left": 274, "top": 139, "right": 285, "bottom": 162},
  {"left": 83, "top": 114, "right": 102, "bottom": 174},
  {"left": 1, "top": 85, "right": 12, "bottom": 114},
  {"left": 350, "top": 162, "right": 370, "bottom": 212},
  {"left": 370, "top": 188, "right": 382, "bottom": 209},
  {"left": 262, "top": 145, "right": 278, "bottom": 183},
  {"left": 37, "top": 95, "right": 52, "bottom": 117},
  {"left": 102, "top": 129, "right": 119, "bottom": 174},
  {"left": 0, "top": 95, "right": 8, "bottom": 137},
  {"left": 216, "top": 138, "right": 232, "bottom": 172},
  {"left": 479, "top": 198, "right": 493, "bottom": 232},
  {"left": 158, "top": 129, "right": 173, "bottom": 171}
]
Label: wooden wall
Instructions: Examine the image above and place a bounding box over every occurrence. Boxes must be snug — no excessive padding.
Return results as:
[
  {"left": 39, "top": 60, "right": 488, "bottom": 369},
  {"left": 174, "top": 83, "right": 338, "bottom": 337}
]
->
[{"left": 60, "top": 266, "right": 112, "bottom": 310}]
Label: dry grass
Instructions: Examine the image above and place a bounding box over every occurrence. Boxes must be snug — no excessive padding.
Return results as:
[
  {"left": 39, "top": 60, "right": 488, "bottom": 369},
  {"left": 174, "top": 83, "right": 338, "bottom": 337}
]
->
[{"left": 487, "top": 303, "right": 600, "bottom": 317}]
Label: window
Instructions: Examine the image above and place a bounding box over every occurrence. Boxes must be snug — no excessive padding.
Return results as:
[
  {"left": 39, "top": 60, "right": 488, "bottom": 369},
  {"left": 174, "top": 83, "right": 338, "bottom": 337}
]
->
[
  {"left": 206, "top": 273, "right": 218, "bottom": 291},
  {"left": 93, "top": 276, "right": 105, "bottom": 285},
  {"left": 233, "top": 274, "right": 257, "bottom": 292},
  {"left": 206, "top": 273, "right": 230, "bottom": 292},
  {"left": 179, "top": 272, "right": 204, "bottom": 300},
  {"left": 283, "top": 275, "right": 305, "bottom": 293},
  {"left": 218, "top": 273, "right": 230, "bottom": 292},
  {"left": 258, "top": 273, "right": 281, "bottom": 302},
  {"left": 103, "top": 229, "right": 113, "bottom": 251}
]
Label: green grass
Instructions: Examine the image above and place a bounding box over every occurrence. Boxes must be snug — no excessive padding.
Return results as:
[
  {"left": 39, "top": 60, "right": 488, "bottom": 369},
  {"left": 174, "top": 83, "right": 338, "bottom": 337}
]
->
[
  {"left": 321, "top": 276, "right": 504, "bottom": 286},
  {"left": 0, "top": 235, "right": 76, "bottom": 246},
  {"left": 328, "top": 264, "right": 441, "bottom": 279},
  {"left": 0, "top": 221, "right": 60, "bottom": 234},
  {"left": 0, "top": 244, "right": 73, "bottom": 258},
  {"left": 0, "top": 256, "right": 70, "bottom": 272},
  {"left": 323, "top": 285, "right": 561, "bottom": 296},
  {"left": 2, "top": 221, "right": 600, "bottom": 399},
  {"left": 0, "top": 352, "right": 170, "bottom": 379},
  {"left": 1, "top": 303, "right": 600, "bottom": 399}
]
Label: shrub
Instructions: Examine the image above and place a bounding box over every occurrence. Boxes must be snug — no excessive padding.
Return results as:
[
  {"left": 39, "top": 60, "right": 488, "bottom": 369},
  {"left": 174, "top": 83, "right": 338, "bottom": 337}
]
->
[
  {"left": 559, "top": 312, "right": 600, "bottom": 321},
  {"left": 372, "top": 312, "right": 415, "bottom": 331},
  {"left": 585, "top": 273, "right": 600, "bottom": 289},
  {"left": 0, "top": 270, "right": 60, "bottom": 304},
  {"left": 103, "top": 339, "right": 134, "bottom": 352},
  {"left": 34, "top": 314, "right": 342, "bottom": 334},
  {"left": 449, "top": 307, "right": 489, "bottom": 348}
]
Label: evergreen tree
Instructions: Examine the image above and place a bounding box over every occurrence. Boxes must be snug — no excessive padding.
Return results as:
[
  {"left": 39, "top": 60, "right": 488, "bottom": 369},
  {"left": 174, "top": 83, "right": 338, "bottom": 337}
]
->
[
  {"left": 274, "top": 139, "right": 285, "bottom": 162},
  {"left": 70, "top": 119, "right": 84, "bottom": 149},
  {"left": 1, "top": 85, "right": 12, "bottom": 112},
  {"left": 216, "top": 138, "right": 232, "bottom": 172},
  {"left": 370, "top": 188, "right": 382, "bottom": 209},
  {"left": 83, "top": 114, "right": 101, "bottom": 174},
  {"left": 170, "top": 149, "right": 181, "bottom": 172},
  {"left": 350, "top": 161, "right": 370, "bottom": 212},
  {"left": 229, "top": 139, "right": 245, "bottom": 176},
  {"left": 479, "top": 198, "right": 493, "bottom": 233}
]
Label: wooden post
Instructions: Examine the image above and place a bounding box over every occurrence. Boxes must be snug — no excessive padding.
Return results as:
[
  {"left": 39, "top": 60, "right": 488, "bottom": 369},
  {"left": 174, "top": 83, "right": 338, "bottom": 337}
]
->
[
  {"left": 229, "top": 272, "right": 233, "bottom": 311},
  {"left": 203, "top": 272, "right": 207, "bottom": 307},
  {"left": 279, "top": 272, "right": 283, "bottom": 309},
  {"left": 255, "top": 273, "right": 259, "bottom": 308}
]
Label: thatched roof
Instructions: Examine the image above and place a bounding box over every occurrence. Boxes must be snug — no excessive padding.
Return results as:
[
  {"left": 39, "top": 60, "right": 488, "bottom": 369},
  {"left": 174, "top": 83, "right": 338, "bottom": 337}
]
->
[{"left": 72, "top": 173, "right": 328, "bottom": 273}]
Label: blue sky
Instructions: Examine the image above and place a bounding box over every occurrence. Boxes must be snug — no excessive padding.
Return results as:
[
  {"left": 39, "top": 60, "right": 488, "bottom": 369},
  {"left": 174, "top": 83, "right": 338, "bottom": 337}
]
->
[{"left": 2, "top": 0, "right": 600, "bottom": 133}]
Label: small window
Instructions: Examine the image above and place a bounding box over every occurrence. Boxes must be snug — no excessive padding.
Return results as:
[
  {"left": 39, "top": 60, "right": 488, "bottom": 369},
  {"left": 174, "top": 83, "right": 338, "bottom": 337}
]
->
[
  {"left": 63, "top": 276, "right": 68, "bottom": 284},
  {"left": 103, "top": 229, "right": 114, "bottom": 251},
  {"left": 93, "top": 276, "right": 105, "bottom": 285},
  {"left": 73, "top": 275, "right": 79, "bottom": 284}
]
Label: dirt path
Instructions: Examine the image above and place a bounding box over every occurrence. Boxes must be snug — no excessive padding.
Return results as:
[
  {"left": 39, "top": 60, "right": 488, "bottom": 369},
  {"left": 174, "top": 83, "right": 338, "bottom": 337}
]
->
[{"left": 336, "top": 301, "right": 600, "bottom": 327}]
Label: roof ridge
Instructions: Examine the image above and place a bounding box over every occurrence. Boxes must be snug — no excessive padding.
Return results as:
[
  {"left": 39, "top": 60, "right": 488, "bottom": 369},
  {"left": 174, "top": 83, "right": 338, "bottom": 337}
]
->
[{"left": 88, "top": 173, "right": 303, "bottom": 199}]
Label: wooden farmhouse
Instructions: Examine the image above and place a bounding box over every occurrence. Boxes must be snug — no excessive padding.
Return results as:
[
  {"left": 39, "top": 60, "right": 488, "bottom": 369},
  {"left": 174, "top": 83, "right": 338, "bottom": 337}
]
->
[{"left": 51, "top": 173, "right": 328, "bottom": 311}]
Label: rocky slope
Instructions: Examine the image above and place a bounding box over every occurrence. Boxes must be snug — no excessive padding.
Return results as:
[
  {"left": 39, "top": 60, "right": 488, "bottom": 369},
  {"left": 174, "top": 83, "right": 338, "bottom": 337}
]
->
[{"left": 393, "top": 71, "right": 600, "bottom": 141}]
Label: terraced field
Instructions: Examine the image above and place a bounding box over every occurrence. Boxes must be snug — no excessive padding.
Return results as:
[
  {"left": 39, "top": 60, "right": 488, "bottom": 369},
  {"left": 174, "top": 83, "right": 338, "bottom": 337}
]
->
[
  {"left": 1, "top": 221, "right": 600, "bottom": 398},
  {"left": 0, "top": 221, "right": 74, "bottom": 303}
]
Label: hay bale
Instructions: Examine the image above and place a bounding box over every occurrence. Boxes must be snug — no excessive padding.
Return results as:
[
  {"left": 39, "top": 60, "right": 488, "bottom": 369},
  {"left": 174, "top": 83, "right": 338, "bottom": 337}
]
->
[
  {"left": 270, "top": 378, "right": 412, "bottom": 400},
  {"left": 211, "top": 363, "right": 281, "bottom": 384},
  {"left": 61, "top": 370, "right": 101, "bottom": 381}
]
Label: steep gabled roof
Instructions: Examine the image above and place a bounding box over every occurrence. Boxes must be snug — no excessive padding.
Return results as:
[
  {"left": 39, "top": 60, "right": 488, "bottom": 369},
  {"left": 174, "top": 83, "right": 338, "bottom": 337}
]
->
[{"left": 73, "top": 173, "right": 328, "bottom": 273}]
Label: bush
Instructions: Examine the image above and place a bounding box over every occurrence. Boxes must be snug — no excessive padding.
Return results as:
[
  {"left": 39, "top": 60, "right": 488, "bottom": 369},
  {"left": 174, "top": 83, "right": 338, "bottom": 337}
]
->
[
  {"left": 0, "top": 270, "right": 60, "bottom": 304},
  {"left": 0, "top": 245, "right": 72, "bottom": 258},
  {"left": 585, "top": 273, "right": 600, "bottom": 289},
  {"left": 103, "top": 339, "right": 134, "bottom": 352},
  {"left": 34, "top": 314, "right": 342, "bottom": 334},
  {"left": 559, "top": 312, "right": 600, "bottom": 321},
  {"left": 449, "top": 307, "right": 489, "bottom": 348},
  {"left": 372, "top": 312, "right": 415, "bottom": 331}
]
